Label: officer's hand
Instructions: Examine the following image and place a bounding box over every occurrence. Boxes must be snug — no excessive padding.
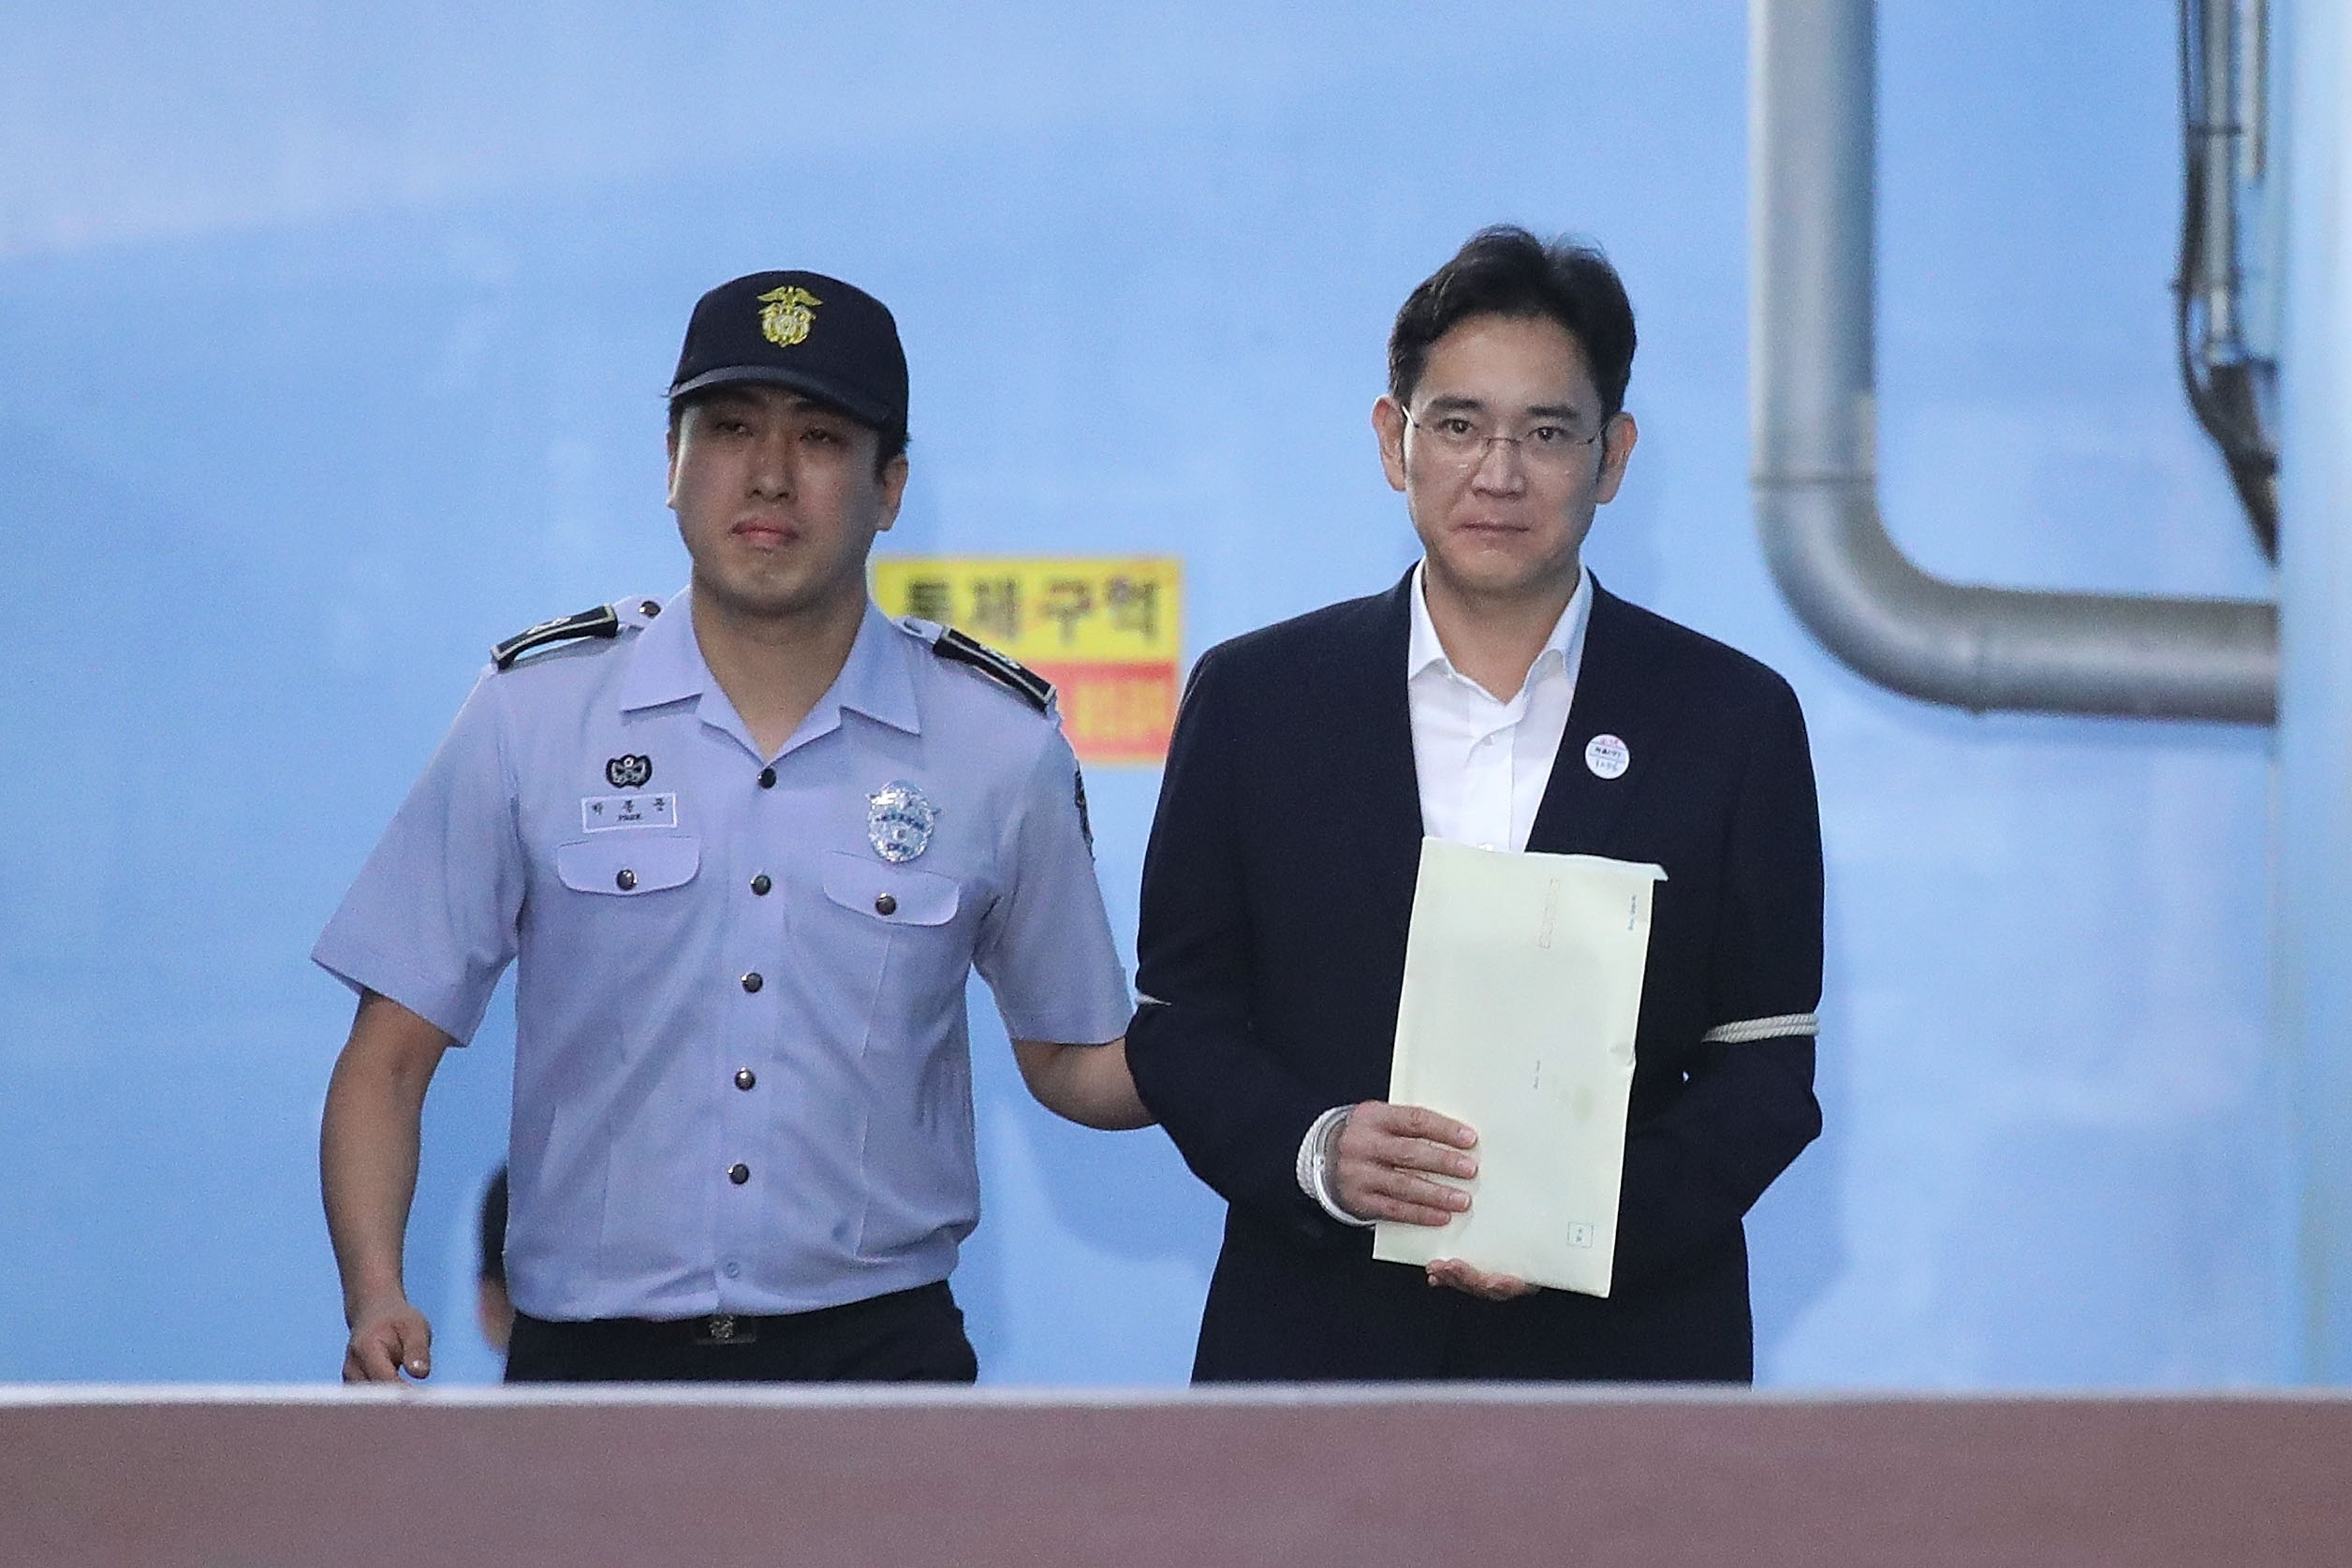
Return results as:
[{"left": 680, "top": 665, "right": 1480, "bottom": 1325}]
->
[
  {"left": 344, "top": 1294, "right": 433, "bottom": 1384},
  {"left": 1426, "top": 1257, "right": 1538, "bottom": 1301},
  {"left": 1330, "top": 1102, "right": 1478, "bottom": 1226}
]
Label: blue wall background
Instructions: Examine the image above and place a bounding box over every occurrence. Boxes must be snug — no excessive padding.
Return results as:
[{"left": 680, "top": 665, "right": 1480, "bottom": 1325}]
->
[{"left": 0, "top": 1, "right": 2282, "bottom": 1386}]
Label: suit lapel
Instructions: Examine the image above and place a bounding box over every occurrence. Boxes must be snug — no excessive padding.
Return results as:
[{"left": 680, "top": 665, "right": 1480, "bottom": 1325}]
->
[
  {"left": 1351, "top": 572, "right": 1426, "bottom": 907},
  {"left": 1529, "top": 582, "right": 1649, "bottom": 857}
]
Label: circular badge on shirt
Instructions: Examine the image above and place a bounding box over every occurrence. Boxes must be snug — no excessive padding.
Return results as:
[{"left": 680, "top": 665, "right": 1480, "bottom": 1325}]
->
[
  {"left": 1584, "top": 733, "right": 1630, "bottom": 781},
  {"left": 867, "top": 779, "right": 938, "bottom": 863}
]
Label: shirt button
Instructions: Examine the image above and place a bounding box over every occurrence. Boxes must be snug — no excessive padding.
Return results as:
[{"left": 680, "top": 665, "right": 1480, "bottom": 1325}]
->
[
  {"left": 741, "top": 972, "right": 763, "bottom": 993},
  {"left": 750, "top": 873, "right": 772, "bottom": 896},
  {"left": 757, "top": 767, "right": 776, "bottom": 789},
  {"left": 728, "top": 1163, "right": 750, "bottom": 1185},
  {"left": 735, "top": 1068, "right": 757, "bottom": 1091},
  {"left": 615, "top": 868, "right": 638, "bottom": 891},
  {"left": 724, "top": 1261, "right": 741, "bottom": 1279},
  {"left": 875, "top": 892, "right": 898, "bottom": 916},
  {"left": 641, "top": 599, "right": 663, "bottom": 618}
]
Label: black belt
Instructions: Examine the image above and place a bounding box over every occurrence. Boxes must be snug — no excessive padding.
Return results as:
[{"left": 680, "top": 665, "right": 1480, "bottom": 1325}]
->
[{"left": 517, "top": 1281, "right": 949, "bottom": 1349}]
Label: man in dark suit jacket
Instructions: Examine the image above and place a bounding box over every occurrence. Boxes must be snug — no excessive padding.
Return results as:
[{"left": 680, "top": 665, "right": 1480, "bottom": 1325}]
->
[{"left": 1126, "top": 227, "right": 1823, "bottom": 1382}]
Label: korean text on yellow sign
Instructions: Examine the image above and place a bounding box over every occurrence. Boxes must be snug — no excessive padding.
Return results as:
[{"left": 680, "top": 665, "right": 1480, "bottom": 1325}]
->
[{"left": 872, "top": 557, "right": 1183, "bottom": 765}]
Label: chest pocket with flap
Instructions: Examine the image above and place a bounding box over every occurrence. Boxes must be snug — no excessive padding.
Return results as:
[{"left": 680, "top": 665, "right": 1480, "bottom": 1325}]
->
[
  {"left": 821, "top": 850, "right": 960, "bottom": 926},
  {"left": 554, "top": 835, "right": 701, "bottom": 895}
]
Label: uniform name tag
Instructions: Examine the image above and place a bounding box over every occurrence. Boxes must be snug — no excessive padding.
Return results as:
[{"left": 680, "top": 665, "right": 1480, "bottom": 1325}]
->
[{"left": 581, "top": 793, "right": 679, "bottom": 832}]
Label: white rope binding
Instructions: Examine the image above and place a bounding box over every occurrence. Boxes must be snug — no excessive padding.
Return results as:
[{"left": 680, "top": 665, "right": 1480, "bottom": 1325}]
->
[{"left": 1700, "top": 1012, "right": 1820, "bottom": 1045}]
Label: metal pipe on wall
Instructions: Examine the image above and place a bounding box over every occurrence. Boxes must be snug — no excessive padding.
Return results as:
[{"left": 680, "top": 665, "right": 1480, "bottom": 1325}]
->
[
  {"left": 2202, "top": 0, "right": 2244, "bottom": 349},
  {"left": 1749, "top": 0, "right": 2279, "bottom": 725}
]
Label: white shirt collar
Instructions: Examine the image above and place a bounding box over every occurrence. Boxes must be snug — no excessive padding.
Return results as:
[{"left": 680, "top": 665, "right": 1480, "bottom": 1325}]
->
[{"left": 1406, "top": 560, "right": 1593, "bottom": 703}]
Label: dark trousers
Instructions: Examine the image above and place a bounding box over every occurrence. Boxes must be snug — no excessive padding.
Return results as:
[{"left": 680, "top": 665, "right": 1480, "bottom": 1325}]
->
[
  {"left": 1191, "top": 1208, "right": 1756, "bottom": 1383},
  {"left": 505, "top": 1280, "right": 978, "bottom": 1385}
]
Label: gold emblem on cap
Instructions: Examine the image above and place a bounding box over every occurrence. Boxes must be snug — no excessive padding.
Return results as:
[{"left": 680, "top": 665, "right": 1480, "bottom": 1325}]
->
[{"left": 757, "top": 285, "right": 822, "bottom": 348}]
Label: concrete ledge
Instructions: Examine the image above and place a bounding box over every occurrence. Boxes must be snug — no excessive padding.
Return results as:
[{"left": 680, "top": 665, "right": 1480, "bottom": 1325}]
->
[{"left": 6, "top": 1386, "right": 2347, "bottom": 1566}]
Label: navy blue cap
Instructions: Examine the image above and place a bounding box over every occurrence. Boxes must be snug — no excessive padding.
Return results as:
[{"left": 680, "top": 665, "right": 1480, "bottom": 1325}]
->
[{"left": 668, "top": 271, "right": 908, "bottom": 439}]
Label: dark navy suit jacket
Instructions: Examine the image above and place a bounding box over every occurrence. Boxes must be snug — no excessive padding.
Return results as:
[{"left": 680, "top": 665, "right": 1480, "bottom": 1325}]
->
[{"left": 1126, "top": 573, "right": 1824, "bottom": 1382}]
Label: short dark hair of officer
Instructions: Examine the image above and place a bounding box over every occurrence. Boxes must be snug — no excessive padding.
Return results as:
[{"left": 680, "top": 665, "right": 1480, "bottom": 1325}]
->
[
  {"left": 665, "top": 269, "right": 912, "bottom": 477},
  {"left": 1388, "top": 226, "right": 1638, "bottom": 418}
]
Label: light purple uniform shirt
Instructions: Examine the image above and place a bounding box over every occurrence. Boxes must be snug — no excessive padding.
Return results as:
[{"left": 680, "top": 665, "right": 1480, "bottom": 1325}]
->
[{"left": 315, "top": 591, "right": 1130, "bottom": 1320}]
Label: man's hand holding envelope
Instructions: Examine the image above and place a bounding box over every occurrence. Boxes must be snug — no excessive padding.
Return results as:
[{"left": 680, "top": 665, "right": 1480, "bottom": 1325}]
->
[{"left": 1329, "top": 1102, "right": 1538, "bottom": 1301}]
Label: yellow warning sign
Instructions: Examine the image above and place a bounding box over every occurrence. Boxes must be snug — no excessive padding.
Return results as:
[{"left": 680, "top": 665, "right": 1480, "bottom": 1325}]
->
[{"left": 873, "top": 556, "right": 1182, "bottom": 765}]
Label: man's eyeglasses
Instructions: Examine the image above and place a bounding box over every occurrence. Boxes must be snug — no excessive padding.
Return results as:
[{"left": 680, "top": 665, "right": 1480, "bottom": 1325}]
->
[{"left": 1401, "top": 405, "right": 1611, "bottom": 472}]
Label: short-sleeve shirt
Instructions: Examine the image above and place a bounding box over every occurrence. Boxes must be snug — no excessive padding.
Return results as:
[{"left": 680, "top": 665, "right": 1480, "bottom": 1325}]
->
[{"left": 314, "top": 591, "right": 1132, "bottom": 1321}]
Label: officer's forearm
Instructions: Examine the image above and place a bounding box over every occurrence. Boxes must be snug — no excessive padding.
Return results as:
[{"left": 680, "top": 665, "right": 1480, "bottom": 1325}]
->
[
  {"left": 319, "top": 992, "right": 449, "bottom": 1318},
  {"left": 1011, "top": 1037, "right": 1154, "bottom": 1131}
]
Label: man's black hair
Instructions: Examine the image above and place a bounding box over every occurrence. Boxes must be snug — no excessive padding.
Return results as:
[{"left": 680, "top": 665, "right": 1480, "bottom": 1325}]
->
[
  {"left": 1387, "top": 226, "right": 1638, "bottom": 418},
  {"left": 667, "top": 387, "right": 910, "bottom": 478}
]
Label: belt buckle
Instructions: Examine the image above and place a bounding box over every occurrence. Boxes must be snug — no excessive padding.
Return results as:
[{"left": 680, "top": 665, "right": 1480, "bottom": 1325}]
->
[{"left": 695, "top": 1312, "right": 757, "bottom": 1347}]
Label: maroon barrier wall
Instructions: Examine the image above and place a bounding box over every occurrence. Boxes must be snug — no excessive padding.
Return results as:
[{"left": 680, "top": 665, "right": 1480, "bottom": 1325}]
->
[{"left": 4, "top": 1387, "right": 2348, "bottom": 1567}]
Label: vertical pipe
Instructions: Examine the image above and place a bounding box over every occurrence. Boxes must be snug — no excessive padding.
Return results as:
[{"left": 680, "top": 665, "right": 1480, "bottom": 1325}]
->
[
  {"left": 2244, "top": 0, "right": 2271, "bottom": 182},
  {"left": 2204, "top": 0, "right": 2243, "bottom": 350},
  {"left": 2276, "top": 0, "right": 2352, "bottom": 1383},
  {"left": 1751, "top": 0, "right": 1876, "bottom": 488}
]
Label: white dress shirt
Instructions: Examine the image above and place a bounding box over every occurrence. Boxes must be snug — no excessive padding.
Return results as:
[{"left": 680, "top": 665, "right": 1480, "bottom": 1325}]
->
[
  {"left": 1298, "top": 562, "right": 1595, "bottom": 1224},
  {"left": 1406, "top": 562, "right": 1594, "bottom": 854}
]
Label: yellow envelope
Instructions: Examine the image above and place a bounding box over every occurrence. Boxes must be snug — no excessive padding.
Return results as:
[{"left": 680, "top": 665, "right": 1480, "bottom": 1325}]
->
[{"left": 1372, "top": 839, "right": 1666, "bottom": 1297}]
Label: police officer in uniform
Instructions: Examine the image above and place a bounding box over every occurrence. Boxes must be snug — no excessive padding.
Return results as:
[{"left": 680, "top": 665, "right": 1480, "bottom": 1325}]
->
[{"left": 316, "top": 271, "right": 1145, "bottom": 1384}]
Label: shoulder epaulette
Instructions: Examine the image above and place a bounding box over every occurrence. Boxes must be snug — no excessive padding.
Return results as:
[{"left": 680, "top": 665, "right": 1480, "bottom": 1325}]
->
[
  {"left": 492, "top": 604, "right": 624, "bottom": 670},
  {"left": 930, "top": 626, "right": 1054, "bottom": 713}
]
